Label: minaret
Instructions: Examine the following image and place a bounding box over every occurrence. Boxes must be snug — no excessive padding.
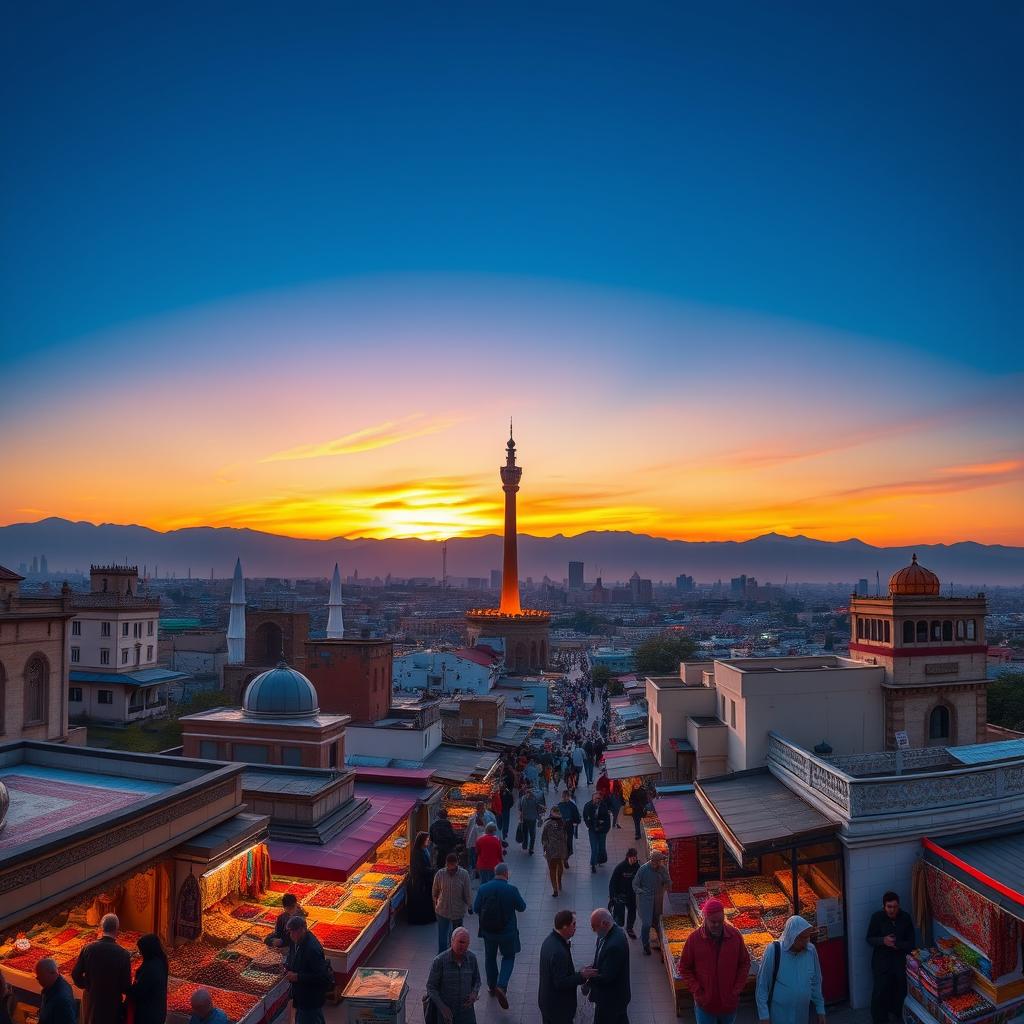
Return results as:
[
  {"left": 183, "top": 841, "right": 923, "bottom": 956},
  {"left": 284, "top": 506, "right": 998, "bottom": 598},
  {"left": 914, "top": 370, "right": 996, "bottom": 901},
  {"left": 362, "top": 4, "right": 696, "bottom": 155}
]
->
[
  {"left": 499, "top": 420, "right": 523, "bottom": 615},
  {"left": 227, "top": 557, "right": 246, "bottom": 664},
  {"left": 326, "top": 562, "right": 345, "bottom": 639}
]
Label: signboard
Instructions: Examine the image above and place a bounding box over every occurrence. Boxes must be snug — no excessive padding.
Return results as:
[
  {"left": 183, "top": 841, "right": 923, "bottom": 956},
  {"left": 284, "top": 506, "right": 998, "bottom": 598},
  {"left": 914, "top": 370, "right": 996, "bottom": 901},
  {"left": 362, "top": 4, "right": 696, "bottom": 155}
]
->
[
  {"left": 895, "top": 731, "right": 910, "bottom": 750},
  {"left": 817, "top": 897, "right": 844, "bottom": 938}
]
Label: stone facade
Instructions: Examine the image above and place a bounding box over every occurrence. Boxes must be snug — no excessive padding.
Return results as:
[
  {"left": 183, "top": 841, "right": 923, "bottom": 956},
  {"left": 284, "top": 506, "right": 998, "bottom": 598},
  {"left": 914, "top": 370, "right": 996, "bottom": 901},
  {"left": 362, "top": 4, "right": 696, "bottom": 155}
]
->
[
  {"left": 304, "top": 637, "right": 393, "bottom": 723},
  {"left": 464, "top": 612, "right": 550, "bottom": 671},
  {"left": 223, "top": 609, "right": 310, "bottom": 702}
]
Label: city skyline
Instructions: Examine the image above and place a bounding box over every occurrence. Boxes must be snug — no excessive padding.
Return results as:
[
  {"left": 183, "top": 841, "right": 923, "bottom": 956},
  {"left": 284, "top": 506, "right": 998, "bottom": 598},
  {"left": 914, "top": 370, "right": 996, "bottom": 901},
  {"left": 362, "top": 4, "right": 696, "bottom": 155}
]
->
[{"left": 3, "top": 5, "right": 1021, "bottom": 546}]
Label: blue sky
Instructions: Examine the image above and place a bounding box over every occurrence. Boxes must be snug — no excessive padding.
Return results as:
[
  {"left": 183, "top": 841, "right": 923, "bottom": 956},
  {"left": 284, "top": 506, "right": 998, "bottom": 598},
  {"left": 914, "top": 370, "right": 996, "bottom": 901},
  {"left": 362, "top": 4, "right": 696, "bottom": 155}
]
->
[{"left": 3, "top": 1, "right": 1020, "bottom": 370}]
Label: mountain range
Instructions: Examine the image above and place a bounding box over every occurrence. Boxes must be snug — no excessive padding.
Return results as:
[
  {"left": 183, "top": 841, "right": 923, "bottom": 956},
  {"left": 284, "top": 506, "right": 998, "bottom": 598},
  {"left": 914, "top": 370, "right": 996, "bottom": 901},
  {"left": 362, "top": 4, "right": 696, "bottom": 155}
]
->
[{"left": 1, "top": 518, "right": 1022, "bottom": 585}]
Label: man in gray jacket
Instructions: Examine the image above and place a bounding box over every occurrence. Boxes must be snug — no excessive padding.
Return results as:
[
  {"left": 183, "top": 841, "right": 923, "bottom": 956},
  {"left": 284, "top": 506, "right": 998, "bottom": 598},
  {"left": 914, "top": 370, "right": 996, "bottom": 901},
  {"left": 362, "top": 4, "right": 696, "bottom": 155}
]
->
[
  {"left": 433, "top": 852, "right": 473, "bottom": 954},
  {"left": 519, "top": 788, "right": 544, "bottom": 855},
  {"left": 632, "top": 849, "right": 671, "bottom": 956}
]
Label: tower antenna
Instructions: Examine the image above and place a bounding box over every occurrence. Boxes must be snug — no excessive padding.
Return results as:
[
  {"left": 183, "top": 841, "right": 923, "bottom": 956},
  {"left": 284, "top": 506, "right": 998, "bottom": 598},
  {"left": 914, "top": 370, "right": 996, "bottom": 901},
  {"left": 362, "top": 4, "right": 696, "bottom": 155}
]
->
[{"left": 442, "top": 539, "right": 448, "bottom": 590}]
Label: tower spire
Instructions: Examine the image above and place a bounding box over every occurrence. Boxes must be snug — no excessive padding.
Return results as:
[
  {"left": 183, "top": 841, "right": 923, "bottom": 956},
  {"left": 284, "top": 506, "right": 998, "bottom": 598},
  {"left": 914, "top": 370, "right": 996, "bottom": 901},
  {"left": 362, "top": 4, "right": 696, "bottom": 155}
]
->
[
  {"left": 326, "top": 562, "right": 344, "bottom": 639},
  {"left": 227, "top": 557, "right": 246, "bottom": 664},
  {"left": 499, "top": 426, "right": 523, "bottom": 615}
]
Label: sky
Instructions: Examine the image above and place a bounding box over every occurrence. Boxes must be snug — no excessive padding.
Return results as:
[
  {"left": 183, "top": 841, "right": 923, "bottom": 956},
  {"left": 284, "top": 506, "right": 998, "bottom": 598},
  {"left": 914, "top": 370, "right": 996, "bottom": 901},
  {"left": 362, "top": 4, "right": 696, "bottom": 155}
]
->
[{"left": 2, "top": 2, "right": 1022, "bottom": 546}]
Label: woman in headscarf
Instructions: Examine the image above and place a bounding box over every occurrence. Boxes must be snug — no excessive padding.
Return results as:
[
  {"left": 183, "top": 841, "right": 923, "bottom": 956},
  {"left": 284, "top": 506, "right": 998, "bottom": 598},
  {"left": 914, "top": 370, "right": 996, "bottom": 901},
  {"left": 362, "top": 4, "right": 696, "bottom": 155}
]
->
[
  {"left": 406, "top": 831, "right": 437, "bottom": 925},
  {"left": 755, "top": 915, "right": 826, "bottom": 1024},
  {"left": 129, "top": 934, "right": 168, "bottom": 1024}
]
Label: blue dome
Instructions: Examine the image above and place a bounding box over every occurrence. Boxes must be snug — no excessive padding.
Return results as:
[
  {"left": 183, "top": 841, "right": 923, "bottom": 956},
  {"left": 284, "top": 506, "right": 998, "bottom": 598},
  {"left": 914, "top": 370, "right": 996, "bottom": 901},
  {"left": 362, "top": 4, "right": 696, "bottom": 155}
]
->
[{"left": 243, "top": 662, "right": 320, "bottom": 718}]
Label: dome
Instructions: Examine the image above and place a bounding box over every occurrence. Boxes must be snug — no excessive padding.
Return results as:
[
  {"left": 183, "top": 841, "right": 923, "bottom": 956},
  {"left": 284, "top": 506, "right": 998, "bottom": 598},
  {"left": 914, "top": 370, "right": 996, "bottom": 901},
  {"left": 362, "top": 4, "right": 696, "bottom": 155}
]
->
[
  {"left": 243, "top": 661, "right": 320, "bottom": 718},
  {"left": 888, "top": 554, "right": 941, "bottom": 597}
]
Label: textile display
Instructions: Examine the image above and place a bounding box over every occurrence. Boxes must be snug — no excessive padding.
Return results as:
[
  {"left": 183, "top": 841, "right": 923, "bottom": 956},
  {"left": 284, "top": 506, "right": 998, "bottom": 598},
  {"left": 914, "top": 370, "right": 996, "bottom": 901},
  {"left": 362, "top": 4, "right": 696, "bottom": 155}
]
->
[
  {"left": 199, "top": 843, "right": 271, "bottom": 910},
  {"left": 176, "top": 873, "right": 202, "bottom": 941},
  {"left": 924, "top": 863, "right": 1021, "bottom": 978}
]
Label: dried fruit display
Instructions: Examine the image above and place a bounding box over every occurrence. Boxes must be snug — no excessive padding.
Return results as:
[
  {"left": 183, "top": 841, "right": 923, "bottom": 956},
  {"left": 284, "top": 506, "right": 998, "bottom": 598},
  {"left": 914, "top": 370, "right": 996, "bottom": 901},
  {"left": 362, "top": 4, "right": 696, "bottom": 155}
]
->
[
  {"left": 310, "top": 922, "right": 362, "bottom": 951},
  {"left": 268, "top": 881, "right": 317, "bottom": 897},
  {"left": 229, "top": 904, "right": 263, "bottom": 921},
  {"left": 307, "top": 885, "right": 347, "bottom": 908}
]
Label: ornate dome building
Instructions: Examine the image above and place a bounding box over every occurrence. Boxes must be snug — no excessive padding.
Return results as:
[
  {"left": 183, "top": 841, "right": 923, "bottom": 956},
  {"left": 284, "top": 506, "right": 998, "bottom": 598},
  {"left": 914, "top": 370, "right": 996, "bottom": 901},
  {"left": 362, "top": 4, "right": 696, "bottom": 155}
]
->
[
  {"left": 847, "top": 554, "right": 989, "bottom": 750},
  {"left": 243, "top": 663, "right": 320, "bottom": 718}
]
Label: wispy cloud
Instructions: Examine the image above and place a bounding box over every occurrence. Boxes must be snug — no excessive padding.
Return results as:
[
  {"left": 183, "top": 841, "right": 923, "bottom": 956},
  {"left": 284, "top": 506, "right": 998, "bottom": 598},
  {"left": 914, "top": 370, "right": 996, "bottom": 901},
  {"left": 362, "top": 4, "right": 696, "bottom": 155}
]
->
[{"left": 260, "top": 414, "right": 462, "bottom": 464}]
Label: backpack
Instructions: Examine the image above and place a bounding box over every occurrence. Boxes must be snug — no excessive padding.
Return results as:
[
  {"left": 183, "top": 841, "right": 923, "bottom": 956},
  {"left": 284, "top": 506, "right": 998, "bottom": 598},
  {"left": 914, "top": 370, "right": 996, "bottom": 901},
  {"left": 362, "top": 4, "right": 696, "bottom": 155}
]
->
[{"left": 480, "top": 891, "right": 508, "bottom": 933}]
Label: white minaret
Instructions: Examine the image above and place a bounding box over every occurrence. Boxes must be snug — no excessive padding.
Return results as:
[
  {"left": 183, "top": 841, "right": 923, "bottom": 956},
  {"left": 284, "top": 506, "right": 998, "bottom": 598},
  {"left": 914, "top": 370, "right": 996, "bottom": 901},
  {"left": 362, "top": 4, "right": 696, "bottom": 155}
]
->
[
  {"left": 326, "top": 562, "right": 345, "bottom": 639},
  {"left": 227, "top": 557, "right": 246, "bottom": 664}
]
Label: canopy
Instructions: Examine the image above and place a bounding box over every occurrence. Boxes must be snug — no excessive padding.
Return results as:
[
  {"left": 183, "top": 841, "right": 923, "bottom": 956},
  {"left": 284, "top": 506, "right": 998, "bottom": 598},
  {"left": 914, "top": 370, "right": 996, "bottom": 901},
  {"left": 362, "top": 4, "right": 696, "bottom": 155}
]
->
[
  {"left": 655, "top": 794, "right": 715, "bottom": 840},
  {"left": 603, "top": 742, "right": 660, "bottom": 780}
]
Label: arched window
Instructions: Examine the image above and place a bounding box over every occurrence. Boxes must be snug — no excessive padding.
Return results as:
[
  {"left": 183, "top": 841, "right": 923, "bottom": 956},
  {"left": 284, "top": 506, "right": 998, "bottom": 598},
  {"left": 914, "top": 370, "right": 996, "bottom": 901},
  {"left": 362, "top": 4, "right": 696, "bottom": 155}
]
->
[
  {"left": 23, "top": 654, "right": 49, "bottom": 726},
  {"left": 956, "top": 620, "right": 965, "bottom": 640},
  {"left": 966, "top": 619, "right": 976, "bottom": 640},
  {"left": 929, "top": 705, "right": 951, "bottom": 741},
  {"left": 916, "top": 621, "right": 928, "bottom": 643},
  {"left": 884, "top": 621, "right": 891, "bottom": 643},
  {"left": 903, "top": 621, "right": 914, "bottom": 644},
  {"left": 931, "top": 620, "right": 942, "bottom": 641},
  {"left": 942, "top": 621, "right": 953, "bottom": 641},
  {"left": 255, "top": 622, "right": 283, "bottom": 663}
]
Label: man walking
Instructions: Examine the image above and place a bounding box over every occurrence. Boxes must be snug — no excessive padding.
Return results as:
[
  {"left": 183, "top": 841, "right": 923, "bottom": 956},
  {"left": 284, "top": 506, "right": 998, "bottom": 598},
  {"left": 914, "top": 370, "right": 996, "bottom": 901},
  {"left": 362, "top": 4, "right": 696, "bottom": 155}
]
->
[
  {"left": 608, "top": 848, "right": 640, "bottom": 938},
  {"left": 35, "top": 959, "right": 77, "bottom": 1024},
  {"left": 426, "top": 927, "right": 481, "bottom": 1024},
  {"left": 556, "top": 789, "right": 581, "bottom": 866},
  {"left": 632, "top": 849, "right": 671, "bottom": 956},
  {"left": 678, "top": 898, "right": 750, "bottom": 1024},
  {"left": 586, "top": 908, "right": 631, "bottom": 1024},
  {"left": 284, "top": 915, "right": 333, "bottom": 1024},
  {"left": 538, "top": 910, "right": 596, "bottom": 1024},
  {"left": 519, "top": 787, "right": 542, "bottom": 855},
  {"left": 540, "top": 806, "right": 569, "bottom": 898},
  {"left": 628, "top": 782, "right": 648, "bottom": 840},
  {"left": 866, "top": 891, "right": 915, "bottom": 1024},
  {"left": 582, "top": 738, "right": 596, "bottom": 785},
  {"left": 71, "top": 913, "right": 132, "bottom": 1024},
  {"left": 583, "top": 792, "right": 611, "bottom": 874},
  {"left": 429, "top": 807, "right": 459, "bottom": 868},
  {"left": 473, "top": 863, "right": 527, "bottom": 1010},
  {"left": 475, "top": 822, "right": 503, "bottom": 885},
  {"left": 433, "top": 852, "right": 473, "bottom": 954}
]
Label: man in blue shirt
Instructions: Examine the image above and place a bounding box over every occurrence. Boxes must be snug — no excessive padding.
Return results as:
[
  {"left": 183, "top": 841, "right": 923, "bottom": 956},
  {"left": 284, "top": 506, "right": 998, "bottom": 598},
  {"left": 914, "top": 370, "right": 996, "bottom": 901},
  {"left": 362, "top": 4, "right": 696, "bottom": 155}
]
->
[
  {"left": 187, "top": 990, "right": 229, "bottom": 1024},
  {"left": 472, "top": 862, "right": 527, "bottom": 1010}
]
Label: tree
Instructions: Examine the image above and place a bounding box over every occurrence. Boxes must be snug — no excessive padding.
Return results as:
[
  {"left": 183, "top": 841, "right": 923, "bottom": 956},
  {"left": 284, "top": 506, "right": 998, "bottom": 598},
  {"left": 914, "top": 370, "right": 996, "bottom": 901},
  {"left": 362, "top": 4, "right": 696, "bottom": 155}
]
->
[
  {"left": 591, "top": 664, "right": 612, "bottom": 687},
  {"left": 987, "top": 671, "right": 1024, "bottom": 732},
  {"left": 635, "top": 632, "right": 697, "bottom": 675}
]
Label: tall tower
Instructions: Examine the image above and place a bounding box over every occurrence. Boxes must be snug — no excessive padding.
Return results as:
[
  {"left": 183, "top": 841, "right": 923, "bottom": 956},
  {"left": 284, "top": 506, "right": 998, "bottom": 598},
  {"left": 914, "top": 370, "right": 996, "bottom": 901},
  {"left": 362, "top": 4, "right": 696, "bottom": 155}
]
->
[
  {"left": 326, "top": 562, "right": 344, "bottom": 639},
  {"left": 499, "top": 421, "right": 523, "bottom": 615},
  {"left": 227, "top": 557, "right": 246, "bottom": 664}
]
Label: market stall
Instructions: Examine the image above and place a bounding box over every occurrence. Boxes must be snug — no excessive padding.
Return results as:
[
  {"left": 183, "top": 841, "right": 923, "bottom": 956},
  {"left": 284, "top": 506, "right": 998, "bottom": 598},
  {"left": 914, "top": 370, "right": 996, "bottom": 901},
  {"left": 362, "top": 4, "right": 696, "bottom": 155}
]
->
[
  {"left": 906, "top": 831, "right": 1024, "bottom": 1024},
  {"left": 603, "top": 742, "right": 661, "bottom": 823}
]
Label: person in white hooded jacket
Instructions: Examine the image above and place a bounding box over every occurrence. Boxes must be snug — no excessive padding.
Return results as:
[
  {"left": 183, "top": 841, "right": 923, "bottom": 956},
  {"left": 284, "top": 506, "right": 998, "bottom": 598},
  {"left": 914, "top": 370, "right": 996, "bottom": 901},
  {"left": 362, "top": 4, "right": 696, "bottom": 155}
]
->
[{"left": 755, "top": 915, "right": 826, "bottom": 1024}]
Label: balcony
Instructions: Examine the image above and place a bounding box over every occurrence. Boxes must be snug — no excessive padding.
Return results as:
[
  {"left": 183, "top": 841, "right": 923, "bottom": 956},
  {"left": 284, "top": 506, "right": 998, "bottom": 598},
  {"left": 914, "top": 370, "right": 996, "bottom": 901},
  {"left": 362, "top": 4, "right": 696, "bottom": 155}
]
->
[{"left": 767, "top": 732, "right": 1024, "bottom": 821}]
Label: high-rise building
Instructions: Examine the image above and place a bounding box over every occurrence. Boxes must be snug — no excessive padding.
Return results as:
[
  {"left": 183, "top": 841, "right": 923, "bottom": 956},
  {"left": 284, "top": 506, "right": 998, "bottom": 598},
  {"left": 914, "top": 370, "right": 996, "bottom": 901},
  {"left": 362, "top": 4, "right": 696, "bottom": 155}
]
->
[
  {"left": 857, "top": 578, "right": 870, "bottom": 597},
  {"left": 568, "top": 561, "right": 584, "bottom": 590},
  {"left": 730, "top": 575, "right": 747, "bottom": 596},
  {"left": 676, "top": 574, "right": 695, "bottom": 593},
  {"left": 40, "top": 554, "right": 48, "bottom": 574},
  {"left": 31, "top": 556, "right": 38, "bottom": 574},
  {"left": 490, "top": 568, "right": 502, "bottom": 590},
  {"left": 629, "top": 571, "right": 653, "bottom": 604}
]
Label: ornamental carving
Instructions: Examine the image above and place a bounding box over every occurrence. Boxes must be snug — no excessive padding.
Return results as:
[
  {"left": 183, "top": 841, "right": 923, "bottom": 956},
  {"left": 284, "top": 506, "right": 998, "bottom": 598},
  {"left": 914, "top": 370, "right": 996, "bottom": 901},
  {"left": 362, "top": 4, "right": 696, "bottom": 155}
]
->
[
  {"left": 768, "top": 735, "right": 810, "bottom": 782},
  {"left": 809, "top": 762, "right": 851, "bottom": 810},
  {"left": 850, "top": 770, "right": 997, "bottom": 817},
  {"left": 0, "top": 779, "right": 237, "bottom": 895}
]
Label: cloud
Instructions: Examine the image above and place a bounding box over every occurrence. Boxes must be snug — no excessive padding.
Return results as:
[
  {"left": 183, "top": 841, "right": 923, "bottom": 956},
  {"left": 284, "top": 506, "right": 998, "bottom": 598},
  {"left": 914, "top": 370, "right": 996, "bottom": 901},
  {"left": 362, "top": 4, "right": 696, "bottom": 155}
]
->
[{"left": 259, "top": 414, "right": 462, "bottom": 463}]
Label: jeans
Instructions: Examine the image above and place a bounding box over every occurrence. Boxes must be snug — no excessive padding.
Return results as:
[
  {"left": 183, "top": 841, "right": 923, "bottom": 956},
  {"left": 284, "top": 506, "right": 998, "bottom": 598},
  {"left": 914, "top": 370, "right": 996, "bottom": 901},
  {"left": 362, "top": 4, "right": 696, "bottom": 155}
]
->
[
  {"left": 640, "top": 906, "right": 662, "bottom": 952},
  {"left": 547, "top": 858, "right": 564, "bottom": 893},
  {"left": 295, "top": 1011, "right": 326, "bottom": 1024},
  {"left": 437, "top": 915, "right": 463, "bottom": 953},
  {"left": 468, "top": 847, "right": 477, "bottom": 872},
  {"left": 611, "top": 898, "right": 636, "bottom": 931},
  {"left": 584, "top": 759, "right": 595, "bottom": 784},
  {"left": 499, "top": 808, "right": 512, "bottom": 840},
  {"left": 479, "top": 868, "right": 495, "bottom": 885},
  {"left": 872, "top": 971, "right": 907, "bottom": 1024},
  {"left": 633, "top": 811, "right": 643, "bottom": 839},
  {"left": 694, "top": 1008, "right": 736, "bottom": 1024},
  {"left": 521, "top": 819, "right": 537, "bottom": 851},
  {"left": 483, "top": 935, "right": 516, "bottom": 990},
  {"left": 588, "top": 830, "right": 607, "bottom": 866}
]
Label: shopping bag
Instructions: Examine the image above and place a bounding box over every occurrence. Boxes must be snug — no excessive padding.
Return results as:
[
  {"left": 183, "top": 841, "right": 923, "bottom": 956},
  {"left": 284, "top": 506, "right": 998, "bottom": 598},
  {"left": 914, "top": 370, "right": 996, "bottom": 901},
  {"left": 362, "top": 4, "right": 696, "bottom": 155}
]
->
[{"left": 515, "top": 822, "right": 524, "bottom": 844}]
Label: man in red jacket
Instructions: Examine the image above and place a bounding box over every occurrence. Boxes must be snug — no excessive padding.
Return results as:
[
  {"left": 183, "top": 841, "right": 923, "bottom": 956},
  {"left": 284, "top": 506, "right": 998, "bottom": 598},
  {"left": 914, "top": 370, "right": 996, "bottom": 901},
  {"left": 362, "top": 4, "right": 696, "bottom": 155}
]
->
[{"left": 679, "top": 899, "right": 751, "bottom": 1024}]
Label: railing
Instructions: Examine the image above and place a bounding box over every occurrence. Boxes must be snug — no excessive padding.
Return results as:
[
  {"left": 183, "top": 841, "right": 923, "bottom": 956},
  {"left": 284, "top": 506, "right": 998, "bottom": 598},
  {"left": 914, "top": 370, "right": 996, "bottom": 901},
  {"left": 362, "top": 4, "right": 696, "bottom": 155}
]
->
[{"left": 767, "top": 732, "right": 1024, "bottom": 819}]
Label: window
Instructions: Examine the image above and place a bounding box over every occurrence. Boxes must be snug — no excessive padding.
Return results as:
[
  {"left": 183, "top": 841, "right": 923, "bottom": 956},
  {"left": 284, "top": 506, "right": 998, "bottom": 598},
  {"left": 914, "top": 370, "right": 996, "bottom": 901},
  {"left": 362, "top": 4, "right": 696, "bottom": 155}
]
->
[
  {"left": 121, "top": 648, "right": 129, "bottom": 664},
  {"left": 199, "top": 740, "right": 219, "bottom": 759},
  {"left": 903, "top": 621, "right": 915, "bottom": 644},
  {"left": 884, "top": 621, "right": 890, "bottom": 643},
  {"left": 23, "top": 655, "right": 48, "bottom": 725},
  {"left": 929, "top": 705, "right": 950, "bottom": 740},
  {"left": 122, "top": 622, "right": 129, "bottom": 637},
  {"left": 100, "top": 648, "right": 110, "bottom": 665},
  {"left": 101, "top": 621, "right": 111, "bottom": 637},
  {"left": 98, "top": 690, "right": 113, "bottom": 705},
  {"left": 730, "top": 700, "right": 737, "bottom": 728},
  {"left": 720, "top": 695, "right": 726, "bottom": 718},
  {"left": 71, "top": 620, "right": 81, "bottom": 636},
  {"left": 857, "top": 618, "right": 865, "bottom": 639},
  {"left": 916, "top": 621, "right": 928, "bottom": 643},
  {"left": 931, "top": 621, "right": 942, "bottom": 641},
  {"left": 281, "top": 746, "right": 302, "bottom": 766},
  {"left": 68, "top": 687, "right": 83, "bottom": 702},
  {"left": 956, "top": 620, "right": 965, "bottom": 639},
  {"left": 232, "top": 743, "right": 269, "bottom": 764},
  {"left": 146, "top": 645, "right": 153, "bottom": 660},
  {"left": 147, "top": 620, "right": 154, "bottom": 636},
  {"left": 133, "top": 622, "right": 142, "bottom": 639},
  {"left": 967, "top": 619, "right": 976, "bottom": 640},
  {"left": 70, "top": 646, "right": 80, "bottom": 663},
  {"left": 942, "top": 621, "right": 953, "bottom": 642},
  {"left": 129, "top": 690, "right": 143, "bottom": 710}
]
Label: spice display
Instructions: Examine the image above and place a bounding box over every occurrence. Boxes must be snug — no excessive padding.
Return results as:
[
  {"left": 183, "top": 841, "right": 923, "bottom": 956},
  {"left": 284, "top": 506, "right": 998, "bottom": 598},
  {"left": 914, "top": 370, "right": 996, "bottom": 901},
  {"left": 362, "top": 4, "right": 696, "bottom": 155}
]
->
[
  {"left": 268, "top": 880, "right": 317, "bottom": 898},
  {"left": 307, "top": 885, "right": 347, "bottom": 908},
  {"left": 728, "top": 911, "right": 763, "bottom": 931},
  {"left": 334, "top": 911, "right": 374, "bottom": 928},
  {"left": 310, "top": 922, "right": 362, "bottom": 950},
  {"left": 340, "top": 896, "right": 378, "bottom": 915},
  {"left": 228, "top": 904, "right": 263, "bottom": 921}
]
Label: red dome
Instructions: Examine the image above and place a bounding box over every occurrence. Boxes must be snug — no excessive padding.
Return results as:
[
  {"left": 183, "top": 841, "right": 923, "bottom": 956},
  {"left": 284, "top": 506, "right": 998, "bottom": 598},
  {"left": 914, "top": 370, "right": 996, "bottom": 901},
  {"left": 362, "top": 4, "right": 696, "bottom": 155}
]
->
[{"left": 888, "top": 554, "right": 940, "bottom": 597}]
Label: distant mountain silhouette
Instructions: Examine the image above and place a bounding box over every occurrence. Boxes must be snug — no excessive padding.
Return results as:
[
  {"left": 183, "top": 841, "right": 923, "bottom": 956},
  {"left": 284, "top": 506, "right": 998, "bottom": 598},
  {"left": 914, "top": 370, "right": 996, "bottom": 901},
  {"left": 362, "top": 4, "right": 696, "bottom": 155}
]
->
[{"left": 1, "top": 517, "right": 1021, "bottom": 585}]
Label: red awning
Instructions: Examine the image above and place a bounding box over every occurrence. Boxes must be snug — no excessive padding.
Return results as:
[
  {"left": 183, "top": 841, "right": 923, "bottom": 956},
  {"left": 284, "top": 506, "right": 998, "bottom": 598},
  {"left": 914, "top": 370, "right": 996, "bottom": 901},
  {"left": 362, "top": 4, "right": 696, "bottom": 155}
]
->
[
  {"left": 270, "top": 785, "right": 418, "bottom": 882},
  {"left": 603, "top": 742, "right": 660, "bottom": 780},
  {"left": 655, "top": 794, "right": 715, "bottom": 840}
]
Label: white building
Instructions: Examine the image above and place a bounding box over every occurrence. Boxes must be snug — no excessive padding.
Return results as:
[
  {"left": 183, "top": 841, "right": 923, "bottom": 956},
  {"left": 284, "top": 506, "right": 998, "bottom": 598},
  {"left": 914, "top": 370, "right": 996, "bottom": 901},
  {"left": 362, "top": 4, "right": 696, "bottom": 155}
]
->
[
  {"left": 68, "top": 565, "right": 187, "bottom": 724},
  {"left": 392, "top": 646, "right": 503, "bottom": 695}
]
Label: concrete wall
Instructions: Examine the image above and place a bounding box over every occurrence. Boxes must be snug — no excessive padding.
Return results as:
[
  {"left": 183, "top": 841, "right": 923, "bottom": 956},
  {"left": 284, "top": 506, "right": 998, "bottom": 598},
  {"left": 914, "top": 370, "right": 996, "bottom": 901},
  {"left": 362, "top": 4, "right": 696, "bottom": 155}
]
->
[
  {"left": 0, "top": 616, "right": 69, "bottom": 741},
  {"left": 346, "top": 721, "right": 442, "bottom": 761},
  {"left": 646, "top": 677, "right": 717, "bottom": 769},
  {"left": 393, "top": 651, "right": 493, "bottom": 695}
]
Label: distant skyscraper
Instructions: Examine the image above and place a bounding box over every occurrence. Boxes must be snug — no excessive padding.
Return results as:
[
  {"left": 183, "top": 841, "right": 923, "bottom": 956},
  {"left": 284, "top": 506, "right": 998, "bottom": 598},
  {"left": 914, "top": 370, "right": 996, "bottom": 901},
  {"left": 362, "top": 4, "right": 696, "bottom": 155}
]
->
[
  {"left": 568, "top": 561, "right": 584, "bottom": 590},
  {"left": 857, "top": 578, "right": 870, "bottom": 597},
  {"left": 31, "top": 556, "right": 38, "bottom": 574},
  {"left": 40, "top": 554, "right": 48, "bottom": 574},
  {"left": 730, "top": 575, "right": 747, "bottom": 596},
  {"left": 676, "top": 574, "right": 695, "bottom": 593},
  {"left": 490, "top": 568, "right": 502, "bottom": 590},
  {"left": 629, "top": 571, "right": 653, "bottom": 604}
]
